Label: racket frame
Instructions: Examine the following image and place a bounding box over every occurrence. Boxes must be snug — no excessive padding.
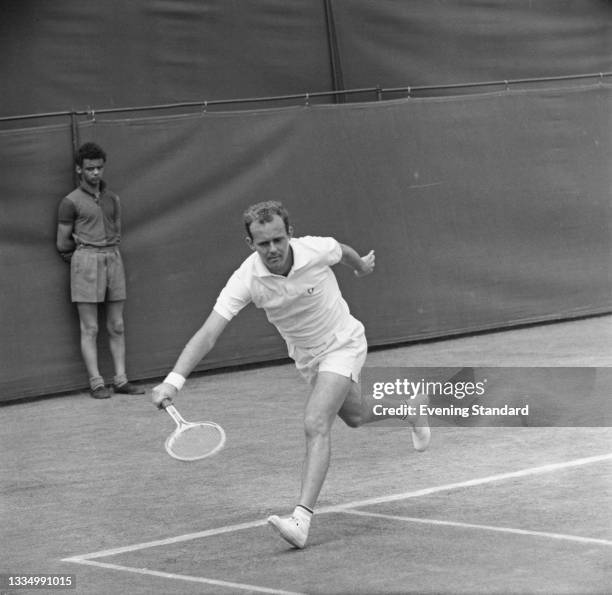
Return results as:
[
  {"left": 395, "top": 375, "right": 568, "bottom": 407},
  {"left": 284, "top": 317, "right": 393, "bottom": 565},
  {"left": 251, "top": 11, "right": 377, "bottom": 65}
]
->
[{"left": 161, "top": 399, "right": 226, "bottom": 461}]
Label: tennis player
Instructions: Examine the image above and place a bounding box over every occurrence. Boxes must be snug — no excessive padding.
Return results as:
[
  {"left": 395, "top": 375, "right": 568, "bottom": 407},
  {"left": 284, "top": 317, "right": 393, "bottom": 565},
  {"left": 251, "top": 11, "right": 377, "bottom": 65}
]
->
[{"left": 152, "top": 201, "right": 430, "bottom": 548}]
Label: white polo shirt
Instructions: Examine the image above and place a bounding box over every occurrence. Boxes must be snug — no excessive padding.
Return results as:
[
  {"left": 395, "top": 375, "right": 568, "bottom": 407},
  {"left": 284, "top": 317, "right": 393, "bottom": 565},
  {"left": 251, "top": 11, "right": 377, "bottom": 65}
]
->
[{"left": 214, "top": 236, "right": 363, "bottom": 350}]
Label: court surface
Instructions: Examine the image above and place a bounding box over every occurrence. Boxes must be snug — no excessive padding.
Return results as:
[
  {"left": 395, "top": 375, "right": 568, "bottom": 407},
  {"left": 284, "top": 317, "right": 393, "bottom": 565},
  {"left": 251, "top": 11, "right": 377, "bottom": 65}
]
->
[{"left": 2, "top": 315, "right": 611, "bottom": 594}]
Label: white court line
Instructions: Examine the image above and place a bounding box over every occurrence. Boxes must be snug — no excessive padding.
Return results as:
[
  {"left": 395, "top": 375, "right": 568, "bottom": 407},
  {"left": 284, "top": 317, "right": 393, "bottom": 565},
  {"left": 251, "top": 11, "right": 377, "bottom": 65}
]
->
[
  {"left": 317, "top": 452, "right": 612, "bottom": 513},
  {"left": 62, "top": 452, "right": 612, "bottom": 591},
  {"left": 406, "top": 182, "right": 444, "bottom": 189},
  {"left": 64, "top": 452, "right": 612, "bottom": 560},
  {"left": 63, "top": 519, "right": 267, "bottom": 562},
  {"left": 342, "top": 509, "right": 612, "bottom": 547},
  {"left": 70, "top": 559, "right": 305, "bottom": 595}
]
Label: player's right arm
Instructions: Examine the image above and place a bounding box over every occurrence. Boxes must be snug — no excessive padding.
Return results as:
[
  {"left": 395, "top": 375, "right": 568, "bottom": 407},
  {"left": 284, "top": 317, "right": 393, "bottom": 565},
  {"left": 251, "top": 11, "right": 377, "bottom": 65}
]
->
[
  {"left": 152, "top": 310, "right": 229, "bottom": 407},
  {"left": 153, "top": 262, "right": 252, "bottom": 407}
]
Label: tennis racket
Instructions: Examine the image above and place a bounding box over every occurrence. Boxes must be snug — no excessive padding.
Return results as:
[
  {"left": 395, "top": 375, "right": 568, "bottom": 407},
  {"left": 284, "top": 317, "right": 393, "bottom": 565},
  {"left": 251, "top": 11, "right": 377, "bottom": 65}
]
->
[{"left": 160, "top": 398, "right": 226, "bottom": 461}]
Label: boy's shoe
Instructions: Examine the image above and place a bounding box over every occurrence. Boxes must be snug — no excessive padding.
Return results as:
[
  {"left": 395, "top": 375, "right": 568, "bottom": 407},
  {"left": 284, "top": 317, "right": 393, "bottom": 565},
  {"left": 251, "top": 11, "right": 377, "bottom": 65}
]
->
[
  {"left": 90, "top": 385, "right": 111, "bottom": 399},
  {"left": 113, "top": 381, "right": 145, "bottom": 395},
  {"left": 267, "top": 514, "right": 309, "bottom": 549}
]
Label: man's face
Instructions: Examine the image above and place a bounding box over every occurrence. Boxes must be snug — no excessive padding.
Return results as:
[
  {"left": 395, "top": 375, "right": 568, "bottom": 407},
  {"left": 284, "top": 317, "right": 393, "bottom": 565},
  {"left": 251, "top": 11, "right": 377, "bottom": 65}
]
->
[
  {"left": 77, "top": 158, "right": 105, "bottom": 188},
  {"left": 246, "top": 214, "right": 293, "bottom": 275}
]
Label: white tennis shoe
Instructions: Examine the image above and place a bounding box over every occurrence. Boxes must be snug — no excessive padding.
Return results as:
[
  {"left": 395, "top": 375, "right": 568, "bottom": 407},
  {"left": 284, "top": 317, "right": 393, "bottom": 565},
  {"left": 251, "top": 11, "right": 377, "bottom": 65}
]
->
[
  {"left": 409, "top": 394, "right": 431, "bottom": 452},
  {"left": 267, "top": 514, "right": 309, "bottom": 549},
  {"left": 410, "top": 423, "right": 431, "bottom": 452}
]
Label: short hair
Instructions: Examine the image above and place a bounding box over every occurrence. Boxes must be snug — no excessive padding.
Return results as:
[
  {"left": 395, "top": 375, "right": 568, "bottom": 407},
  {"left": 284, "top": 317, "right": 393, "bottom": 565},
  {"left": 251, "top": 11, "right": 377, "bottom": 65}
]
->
[
  {"left": 75, "top": 142, "right": 106, "bottom": 166},
  {"left": 243, "top": 201, "right": 290, "bottom": 239}
]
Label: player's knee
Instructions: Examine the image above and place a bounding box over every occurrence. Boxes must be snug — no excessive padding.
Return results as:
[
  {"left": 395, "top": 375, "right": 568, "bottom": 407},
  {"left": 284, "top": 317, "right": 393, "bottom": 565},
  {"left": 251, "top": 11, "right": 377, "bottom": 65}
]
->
[
  {"left": 303, "top": 411, "right": 333, "bottom": 438},
  {"left": 338, "top": 409, "right": 364, "bottom": 428}
]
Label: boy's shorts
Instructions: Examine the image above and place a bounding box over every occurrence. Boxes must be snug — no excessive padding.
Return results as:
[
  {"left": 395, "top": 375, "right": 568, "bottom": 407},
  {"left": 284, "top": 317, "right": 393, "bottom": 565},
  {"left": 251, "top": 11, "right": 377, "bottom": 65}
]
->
[
  {"left": 289, "top": 321, "right": 367, "bottom": 386},
  {"left": 70, "top": 246, "right": 126, "bottom": 303}
]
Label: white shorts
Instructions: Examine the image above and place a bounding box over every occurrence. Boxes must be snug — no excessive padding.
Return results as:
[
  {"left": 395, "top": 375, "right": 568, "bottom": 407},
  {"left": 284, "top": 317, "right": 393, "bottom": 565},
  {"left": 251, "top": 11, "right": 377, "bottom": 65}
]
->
[{"left": 288, "top": 322, "right": 367, "bottom": 386}]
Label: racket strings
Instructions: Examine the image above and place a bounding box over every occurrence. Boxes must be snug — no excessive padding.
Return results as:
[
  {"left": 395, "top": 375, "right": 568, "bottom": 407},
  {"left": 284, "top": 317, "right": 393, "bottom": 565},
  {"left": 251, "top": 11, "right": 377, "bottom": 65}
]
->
[{"left": 167, "top": 424, "right": 224, "bottom": 460}]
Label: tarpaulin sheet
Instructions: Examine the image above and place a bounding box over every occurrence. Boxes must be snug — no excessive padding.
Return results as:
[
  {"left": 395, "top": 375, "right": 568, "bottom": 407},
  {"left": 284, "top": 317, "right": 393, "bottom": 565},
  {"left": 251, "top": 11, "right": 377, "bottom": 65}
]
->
[
  {"left": 0, "top": 123, "right": 81, "bottom": 397},
  {"left": 1, "top": 1, "right": 610, "bottom": 118},
  {"left": 332, "top": 0, "right": 612, "bottom": 89},
  {"left": 1, "top": 84, "right": 610, "bottom": 400},
  {"left": 0, "top": 0, "right": 333, "bottom": 117}
]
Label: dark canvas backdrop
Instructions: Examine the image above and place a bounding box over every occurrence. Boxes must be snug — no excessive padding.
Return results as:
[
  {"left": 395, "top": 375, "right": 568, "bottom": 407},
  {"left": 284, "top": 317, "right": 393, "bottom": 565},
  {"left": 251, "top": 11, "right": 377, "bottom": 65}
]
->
[
  {"left": 1, "top": 0, "right": 610, "bottom": 117},
  {"left": 1, "top": 1, "right": 611, "bottom": 399},
  {"left": 1, "top": 83, "right": 610, "bottom": 400},
  {"left": 332, "top": 0, "right": 612, "bottom": 90}
]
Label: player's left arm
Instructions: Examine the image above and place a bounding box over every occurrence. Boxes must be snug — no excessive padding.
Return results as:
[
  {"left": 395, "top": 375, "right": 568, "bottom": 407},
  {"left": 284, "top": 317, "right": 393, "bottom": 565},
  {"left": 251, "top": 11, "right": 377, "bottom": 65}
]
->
[{"left": 339, "top": 243, "right": 375, "bottom": 277}]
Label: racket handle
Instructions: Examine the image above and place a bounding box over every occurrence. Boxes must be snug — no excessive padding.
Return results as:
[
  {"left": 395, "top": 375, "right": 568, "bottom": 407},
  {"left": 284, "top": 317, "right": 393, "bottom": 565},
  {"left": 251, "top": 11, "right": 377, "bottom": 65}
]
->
[{"left": 160, "top": 397, "right": 173, "bottom": 410}]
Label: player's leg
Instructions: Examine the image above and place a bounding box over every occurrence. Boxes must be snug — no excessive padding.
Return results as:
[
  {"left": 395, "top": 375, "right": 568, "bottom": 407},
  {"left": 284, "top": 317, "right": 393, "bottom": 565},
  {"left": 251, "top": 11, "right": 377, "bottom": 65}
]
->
[
  {"left": 76, "top": 302, "right": 109, "bottom": 398},
  {"left": 268, "top": 371, "right": 352, "bottom": 548},
  {"left": 300, "top": 371, "right": 353, "bottom": 508},
  {"left": 338, "top": 381, "right": 424, "bottom": 424},
  {"left": 338, "top": 382, "right": 431, "bottom": 451}
]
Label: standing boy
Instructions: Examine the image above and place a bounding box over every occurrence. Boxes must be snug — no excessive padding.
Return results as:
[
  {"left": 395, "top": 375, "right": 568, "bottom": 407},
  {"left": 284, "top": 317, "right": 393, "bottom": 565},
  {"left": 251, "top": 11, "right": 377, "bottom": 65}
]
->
[{"left": 57, "top": 142, "right": 144, "bottom": 398}]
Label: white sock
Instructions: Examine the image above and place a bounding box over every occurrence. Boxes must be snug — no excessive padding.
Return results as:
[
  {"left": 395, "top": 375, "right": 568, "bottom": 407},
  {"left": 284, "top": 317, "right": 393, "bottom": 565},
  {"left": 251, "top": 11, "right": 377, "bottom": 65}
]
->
[{"left": 293, "top": 505, "right": 313, "bottom": 527}]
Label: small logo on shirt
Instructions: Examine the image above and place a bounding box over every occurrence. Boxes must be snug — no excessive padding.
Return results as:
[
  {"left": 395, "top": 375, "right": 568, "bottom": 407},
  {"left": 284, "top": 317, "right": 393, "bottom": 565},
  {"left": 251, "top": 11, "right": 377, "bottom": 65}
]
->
[{"left": 307, "top": 287, "right": 315, "bottom": 295}]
